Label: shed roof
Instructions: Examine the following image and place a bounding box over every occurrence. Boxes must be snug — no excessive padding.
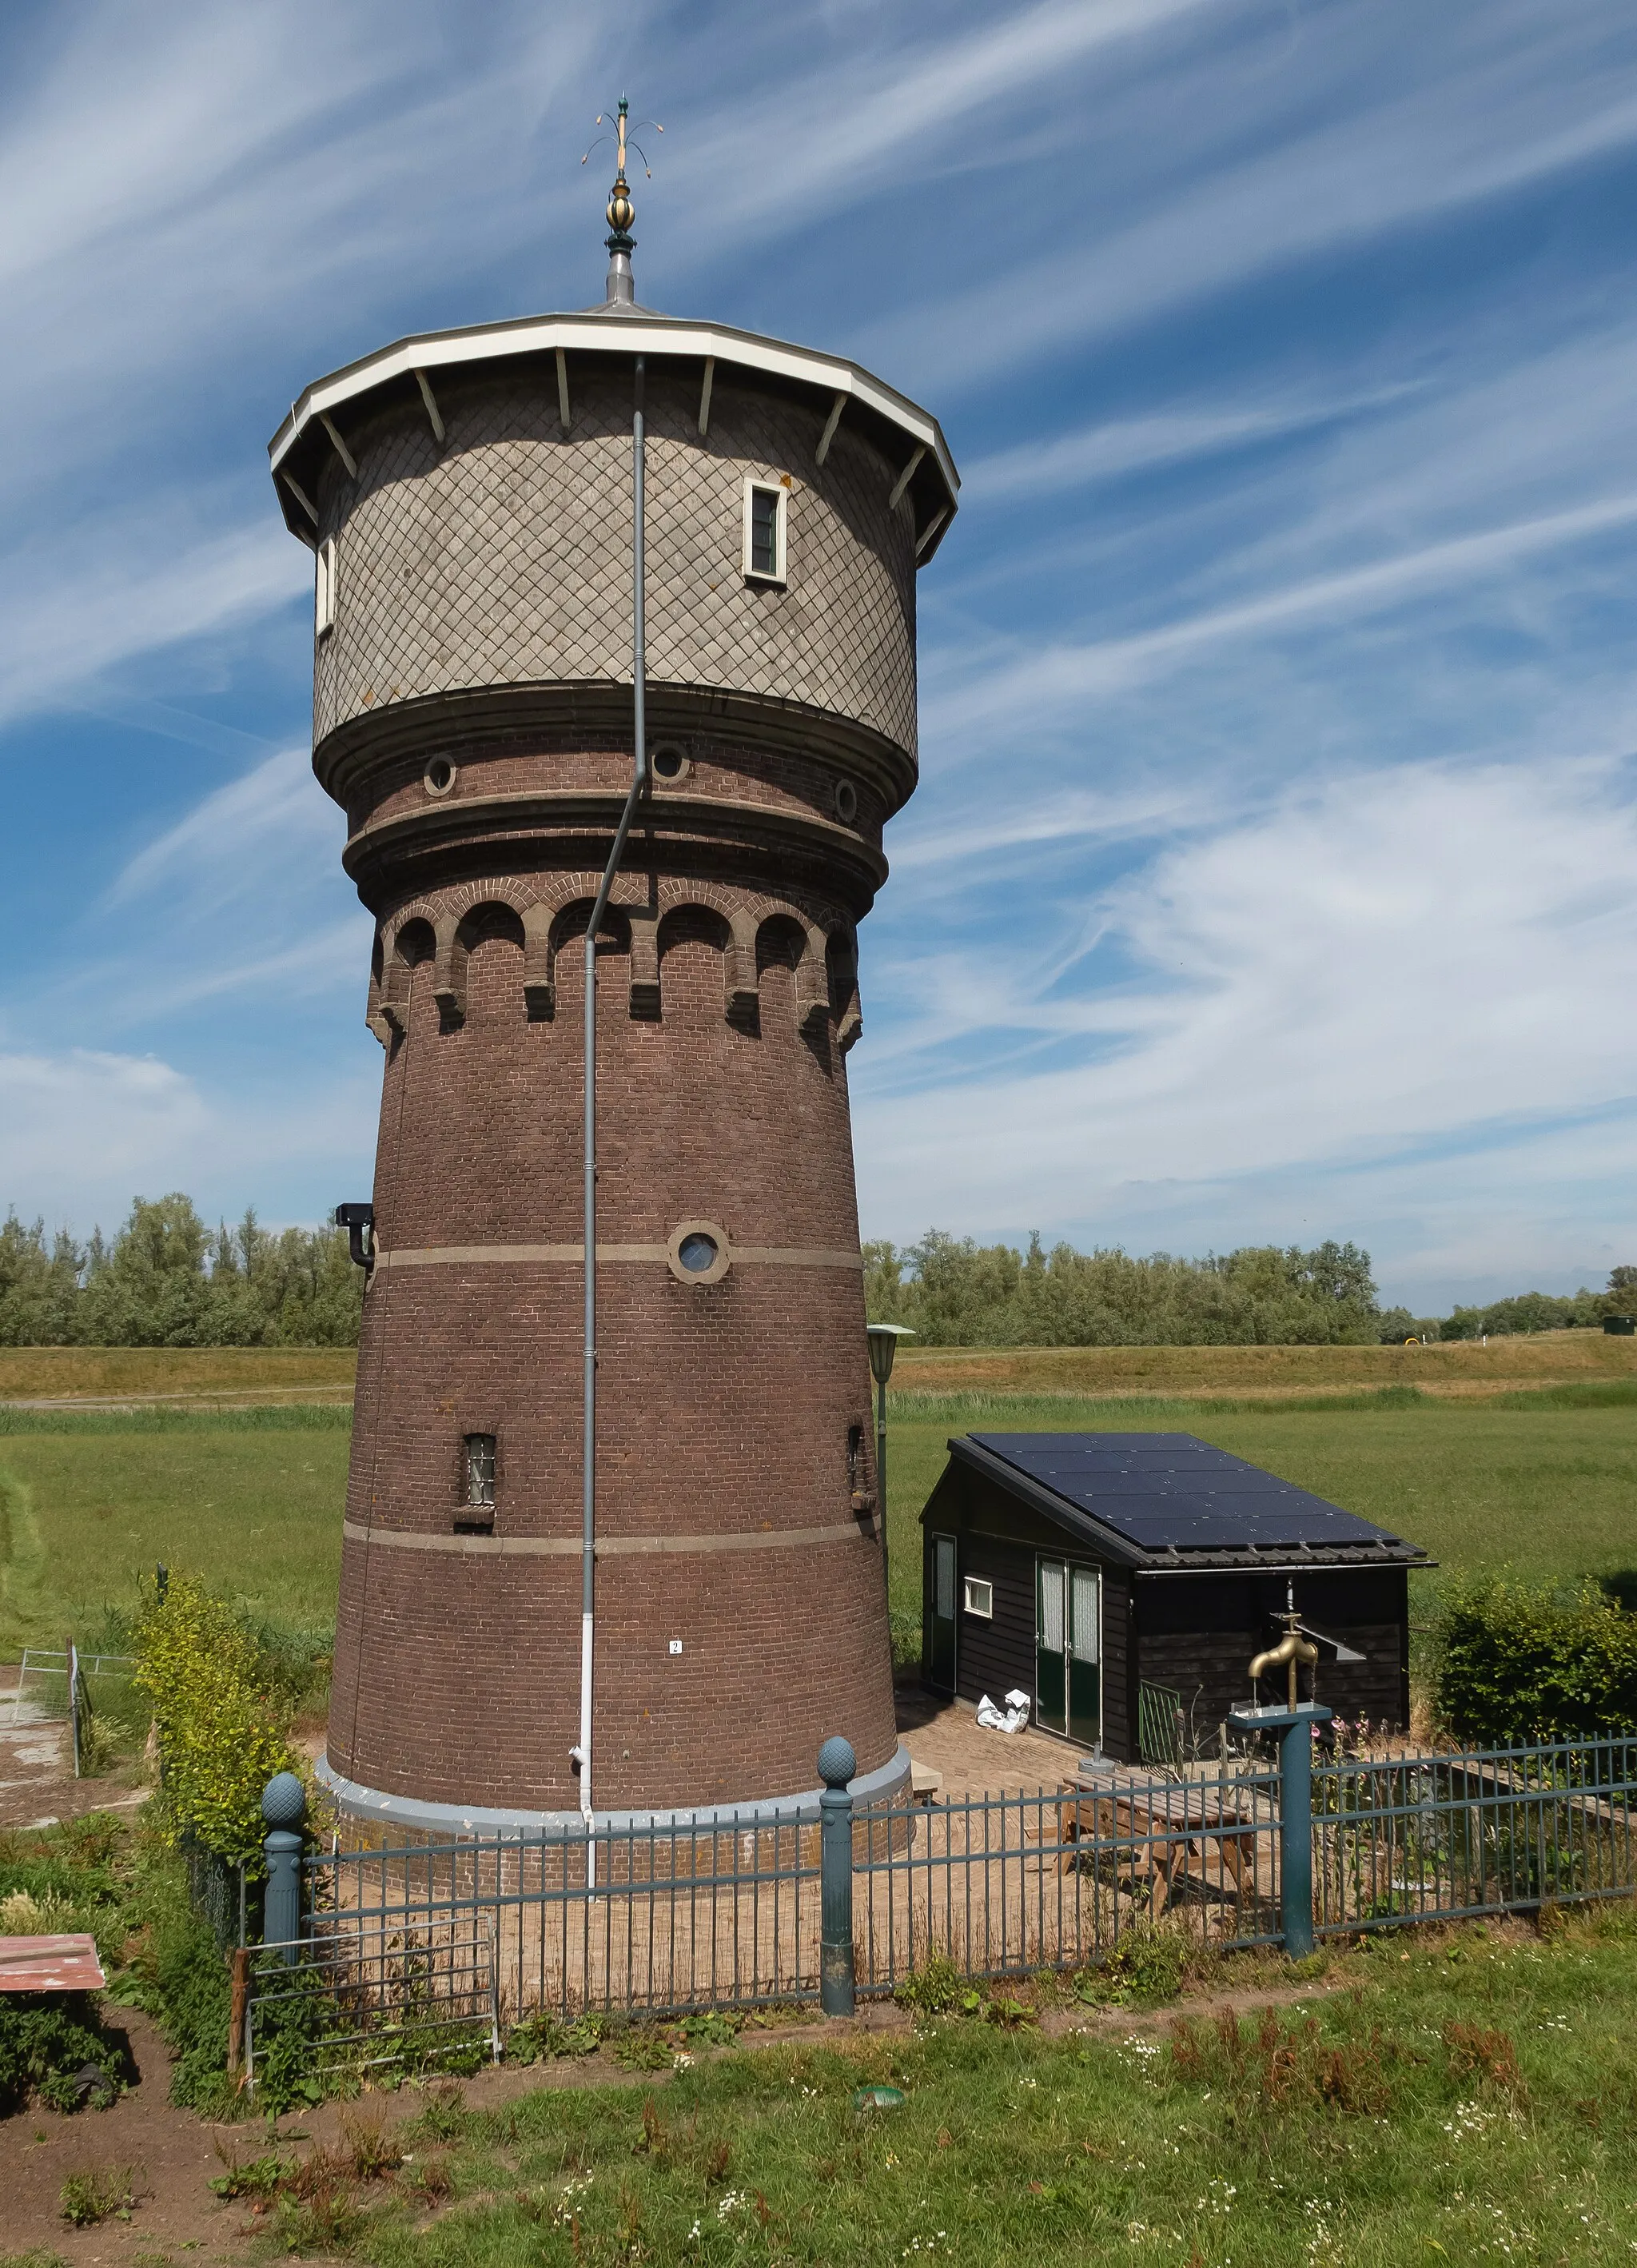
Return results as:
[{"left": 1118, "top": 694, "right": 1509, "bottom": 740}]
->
[{"left": 934, "top": 1433, "right": 1430, "bottom": 1574}]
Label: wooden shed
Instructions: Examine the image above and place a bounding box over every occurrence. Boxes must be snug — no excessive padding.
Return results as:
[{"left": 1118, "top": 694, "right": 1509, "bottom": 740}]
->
[{"left": 919, "top": 1433, "right": 1431, "bottom": 1762}]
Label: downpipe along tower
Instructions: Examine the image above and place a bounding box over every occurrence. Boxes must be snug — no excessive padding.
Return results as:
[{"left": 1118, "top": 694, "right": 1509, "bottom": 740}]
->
[{"left": 271, "top": 120, "right": 959, "bottom": 1836}]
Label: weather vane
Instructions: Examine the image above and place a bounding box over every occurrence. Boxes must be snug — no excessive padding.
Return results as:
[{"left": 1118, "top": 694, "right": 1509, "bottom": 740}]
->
[{"left": 582, "top": 96, "right": 662, "bottom": 264}]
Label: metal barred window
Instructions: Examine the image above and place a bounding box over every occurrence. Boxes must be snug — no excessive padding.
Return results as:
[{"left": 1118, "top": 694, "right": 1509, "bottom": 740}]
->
[{"left": 464, "top": 1433, "right": 496, "bottom": 1510}]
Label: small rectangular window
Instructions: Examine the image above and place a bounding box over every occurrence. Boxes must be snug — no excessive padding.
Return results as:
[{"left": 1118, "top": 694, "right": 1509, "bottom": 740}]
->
[
  {"left": 464, "top": 1433, "right": 496, "bottom": 1510},
  {"left": 743, "top": 479, "right": 787, "bottom": 584},
  {"left": 315, "top": 536, "right": 337, "bottom": 637},
  {"left": 962, "top": 1576, "right": 994, "bottom": 1620}
]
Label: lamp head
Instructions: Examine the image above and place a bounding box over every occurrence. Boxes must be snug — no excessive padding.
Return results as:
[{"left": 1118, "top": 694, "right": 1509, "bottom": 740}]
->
[{"left": 866, "top": 1321, "right": 914, "bottom": 1387}]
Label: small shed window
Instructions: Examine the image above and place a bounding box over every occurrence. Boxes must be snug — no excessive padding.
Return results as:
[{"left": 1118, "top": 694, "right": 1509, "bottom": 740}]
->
[
  {"left": 464, "top": 1433, "right": 496, "bottom": 1511},
  {"left": 962, "top": 1576, "right": 994, "bottom": 1620},
  {"left": 315, "top": 536, "right": 337, "bottom": 637},
  {"left": 743, "top": 479, "right": 787, "bottom": 584}
]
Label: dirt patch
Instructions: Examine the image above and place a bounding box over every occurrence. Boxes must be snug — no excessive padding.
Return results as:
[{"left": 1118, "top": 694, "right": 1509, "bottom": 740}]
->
[{"left": 0, "top": 1700, "right": 151, "bottom": 1830}]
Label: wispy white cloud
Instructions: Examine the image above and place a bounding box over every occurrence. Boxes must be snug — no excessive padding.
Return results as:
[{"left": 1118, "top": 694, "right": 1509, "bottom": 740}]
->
[
  {"left": 107, "top": 745, "right": 334, "bottom": 911},
  {"left": 855, "top": 763, "right": 1637, "bottom": 1262},
  {"left": 0, "top": 1044, "right": 380, "bottom": 1233},
  {"left": 961, "top": 388, "right": 1415, "bottom": 503},
  {"left": 927, "top": 491, "right": 1637, "bottom": 746},
  {"left": 0, "top": 507, "right": 305, "bottom": 731},
  {"left": 871, "top": 1, "right": 1637, "bottom": 394}
]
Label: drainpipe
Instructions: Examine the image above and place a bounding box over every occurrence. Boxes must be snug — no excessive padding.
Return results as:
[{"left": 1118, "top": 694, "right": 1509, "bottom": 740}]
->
[{"left": 578, "top": 355, "right": 649, "bottom": 1885}]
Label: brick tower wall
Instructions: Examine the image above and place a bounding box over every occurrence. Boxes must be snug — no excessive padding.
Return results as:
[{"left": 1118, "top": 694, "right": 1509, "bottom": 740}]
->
[{"left": 313, "top": 358, "right": 921, "bottom": 1817}]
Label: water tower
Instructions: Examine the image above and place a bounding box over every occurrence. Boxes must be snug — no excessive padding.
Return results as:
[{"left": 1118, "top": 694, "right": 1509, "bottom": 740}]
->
[{"left": 269, "top": 113, "right": 958, "bottom": 1836}]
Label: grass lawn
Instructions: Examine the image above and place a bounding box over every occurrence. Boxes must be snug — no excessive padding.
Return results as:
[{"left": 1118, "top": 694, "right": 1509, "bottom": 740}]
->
[
  {"left": 272, "top": 1904, "right": 1637, "bottom": 2266},
  {"left": 0, "top": 1407, "right": 351, "bottom": 1652},
  {"left": 2, "top": 1344, "right": 1635, "bottom": 1669},
  {"left": 882, "top": 1390, "right": 1637, "bottom": 1641}
]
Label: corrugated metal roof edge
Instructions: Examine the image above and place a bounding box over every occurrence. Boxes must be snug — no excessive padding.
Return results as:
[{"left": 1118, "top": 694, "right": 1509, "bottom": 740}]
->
[{"left": 934, "top": 1434, "right": 1432, "bottom": 1571}]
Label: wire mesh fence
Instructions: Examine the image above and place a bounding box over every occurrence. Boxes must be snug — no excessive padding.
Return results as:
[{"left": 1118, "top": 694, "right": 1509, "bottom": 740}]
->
[{"left": 245, "top": 1911, "right": 499, "bottom": 2093}]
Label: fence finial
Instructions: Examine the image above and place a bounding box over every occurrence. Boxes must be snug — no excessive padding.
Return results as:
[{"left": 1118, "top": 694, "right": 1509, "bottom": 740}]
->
[{"left": 262, "top": 1772, "right": 307, "bottom": 1963}]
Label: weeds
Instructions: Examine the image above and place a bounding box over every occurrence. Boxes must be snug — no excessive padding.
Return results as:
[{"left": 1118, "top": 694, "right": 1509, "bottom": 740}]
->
[
  {"left": 1073, "top": 1926, "right": 1187, "bottom": 2007},
  {"left": 209, "top": 2143, "right": 286, "bottom": 2200},
  {"left": 508, "top": 2008, "right": 607, "bottom": 2063},
  {"left": 58, "top": 2164, "right": 146, "bottom": 2226},
  {"left": 406, "top": 2156, "right": 454, "bottom": 2207},
  {"left": 1444, "top": 2019, "right": 1525, "bottom": 2096},
  {"left": 338, "top": 2106, "right": 404, "bottom": 2178},
  {"left": 1169, "top": 2003, "right": 1394, "bottom": 2115}
]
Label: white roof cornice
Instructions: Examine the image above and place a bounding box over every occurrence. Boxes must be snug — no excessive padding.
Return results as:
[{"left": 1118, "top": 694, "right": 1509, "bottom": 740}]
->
[{"left": 269, "top": 310, "right": 958, "bottom": 536}]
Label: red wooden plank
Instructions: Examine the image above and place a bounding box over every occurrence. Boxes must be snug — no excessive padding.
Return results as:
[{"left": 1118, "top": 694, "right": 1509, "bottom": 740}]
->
[{"left": 0, "top": 1933, "right": 106, "bottom": 1992}]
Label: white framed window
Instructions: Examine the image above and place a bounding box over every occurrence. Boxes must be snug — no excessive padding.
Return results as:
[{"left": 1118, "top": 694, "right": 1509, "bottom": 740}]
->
[
  {"left": 742, "top": 477, "right": 787, "bottom": 585},
  {"left": 962, "top": 1576, "right": 994, "bottom": 1620},
  {"left": 315, "top": 536, "right": 337, "bottom": 637}
]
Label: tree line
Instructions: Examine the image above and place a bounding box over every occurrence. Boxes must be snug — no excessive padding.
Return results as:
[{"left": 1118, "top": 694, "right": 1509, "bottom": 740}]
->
[
  {"left": 863, "top": 1233, "right": 1637, "bottom": 1348},
  {"left": 1, "top": 1197, "right": 1629, "bottom": 1349},
  {"left": 0, "top": 1196, "right": 362, "bottom": 1348}
]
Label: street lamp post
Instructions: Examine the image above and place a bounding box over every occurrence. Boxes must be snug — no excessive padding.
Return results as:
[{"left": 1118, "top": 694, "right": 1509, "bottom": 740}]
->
[{"left": 866, "top": 1323, "right": 915, "bottom": 1618}]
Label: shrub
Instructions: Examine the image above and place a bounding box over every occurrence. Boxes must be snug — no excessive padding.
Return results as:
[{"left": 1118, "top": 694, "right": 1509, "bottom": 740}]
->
[
  {"left": 133, "top": 1575, "right": 297, "bottom": 1864},
  {"left": 0, "top": 1995, "right": 126, "bottom": 2115},
  {"left": 894, "top": 1951, "right": 966, "bottom": 2016},
  {"left": 1434, "top": 1579, "right": 1637, "bottom": 1743}
]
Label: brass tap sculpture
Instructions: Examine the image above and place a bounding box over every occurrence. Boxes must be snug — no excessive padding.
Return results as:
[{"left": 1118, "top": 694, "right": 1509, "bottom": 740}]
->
[{"left": 1249, "top": 1612, "right": 1319, "bottom": 1712}]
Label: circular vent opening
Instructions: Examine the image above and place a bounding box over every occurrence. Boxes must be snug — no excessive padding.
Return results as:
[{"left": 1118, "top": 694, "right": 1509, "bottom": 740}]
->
[
  {"left": 834, "top": 779, "right": 858, "bottom": 825},
  {"left": 424, "top": 759, "right": 457, "bottom": 797},
  {"left": 652, "top": 743, "right": 689, "bottom": 783}
]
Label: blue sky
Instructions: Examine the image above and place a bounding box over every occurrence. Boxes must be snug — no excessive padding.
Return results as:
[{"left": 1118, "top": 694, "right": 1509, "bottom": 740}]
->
[{"left": 2, "top": 0, "right": 1635, "bottom": 1312}]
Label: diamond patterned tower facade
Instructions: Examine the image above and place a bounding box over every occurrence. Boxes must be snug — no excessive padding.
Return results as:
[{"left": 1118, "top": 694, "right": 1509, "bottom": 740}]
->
[{"left": 270, "top": 269, "right": 958, "bottom": 1834}]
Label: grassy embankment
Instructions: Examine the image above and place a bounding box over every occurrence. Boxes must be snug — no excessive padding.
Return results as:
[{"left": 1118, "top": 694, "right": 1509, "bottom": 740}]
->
[
  {"left": 185, "top": 1907, "right": 1637, "bottom": 2264},
  {"left": 2, "top": 1338, "right": 1635, "bottom": 1671}
]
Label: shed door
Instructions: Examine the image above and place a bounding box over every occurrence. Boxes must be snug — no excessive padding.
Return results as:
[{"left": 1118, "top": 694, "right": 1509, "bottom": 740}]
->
[
  {"left": 928, "top": 1535, "right": 958, "bottom": 1695},
  {"left": 1036, "top": 1560, "right": 1067, "bottom": 1734},
  {"left": 1069, "top": 1565, "right": 1101, "bottom": 1748}
]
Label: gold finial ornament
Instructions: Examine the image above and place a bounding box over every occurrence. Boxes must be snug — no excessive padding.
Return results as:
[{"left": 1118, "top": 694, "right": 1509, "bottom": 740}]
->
[{"left": 582, "top": 96, "right": 662, "bottom": 298}]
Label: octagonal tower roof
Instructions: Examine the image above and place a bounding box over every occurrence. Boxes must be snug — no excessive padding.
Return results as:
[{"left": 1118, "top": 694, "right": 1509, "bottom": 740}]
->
[{"left": 268, "top": 304, "right": 959, "bottom": 563}]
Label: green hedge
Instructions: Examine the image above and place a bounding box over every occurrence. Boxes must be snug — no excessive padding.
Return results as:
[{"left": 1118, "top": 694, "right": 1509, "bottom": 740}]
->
[{"left": 1434, "top": 1579, "right": 1637, "bottom": 1744}]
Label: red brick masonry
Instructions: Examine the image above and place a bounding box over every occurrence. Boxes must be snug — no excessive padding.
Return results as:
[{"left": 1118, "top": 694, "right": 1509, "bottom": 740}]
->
[{"left": 315, "top": 363, "right": 926, "bottom": 1818}]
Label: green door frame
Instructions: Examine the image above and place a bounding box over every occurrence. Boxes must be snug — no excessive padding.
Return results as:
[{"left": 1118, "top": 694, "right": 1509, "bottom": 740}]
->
[
  {"left": 928, "top": 1533, "right": 958, "bottom": 1695},
  {"left": 1036, "top": 1557, "right": 1102, "bottom": 1745}
]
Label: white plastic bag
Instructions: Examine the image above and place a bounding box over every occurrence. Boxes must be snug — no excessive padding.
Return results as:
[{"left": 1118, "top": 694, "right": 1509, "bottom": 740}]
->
[{"left": 976, "top": 1688, "right": 1032, "bottom": 1736}]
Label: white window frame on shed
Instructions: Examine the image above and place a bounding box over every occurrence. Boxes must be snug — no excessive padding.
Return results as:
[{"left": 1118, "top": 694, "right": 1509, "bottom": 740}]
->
[
  {"left": 315, "top": 536, "right": 337, "bottom": 638},
  {"left": 742, "top": 476, "right": 788, "bottom": 585},
  {"left": 962, "top": 1576, "right": 994, "bottom": 1620}
]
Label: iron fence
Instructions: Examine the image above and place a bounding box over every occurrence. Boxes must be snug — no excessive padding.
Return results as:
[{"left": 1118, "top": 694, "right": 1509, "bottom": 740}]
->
[
  {"left": 258, "top": 1734, "right": 1637, "bottom": 2067},
  {"left": 303, "top": 1812, "right": 822, "bottom": 2022},
  {"left": 854, "top": 1768, "right": 1284, "bottom": 1991},
  {"left": 1312, "top": 1734, "right": 1637, "bottom": 1934}
]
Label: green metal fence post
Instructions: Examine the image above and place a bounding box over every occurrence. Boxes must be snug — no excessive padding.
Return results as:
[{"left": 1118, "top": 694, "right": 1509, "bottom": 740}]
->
[
  {"left": 1228, "top": 1701, "right": 1331, "bottom": 1958},
  {"left": 818, "top": 1736, "right": 856, "bottom": 2017},
  {"left": 261, "top": 1771, "right": 307, "bottom": 1964}
]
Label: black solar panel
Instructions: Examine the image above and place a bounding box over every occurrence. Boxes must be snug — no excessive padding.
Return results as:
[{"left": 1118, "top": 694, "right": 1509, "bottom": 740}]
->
[{"left": 970, "top": 1433, "right": 1403, "bottom": 1553}]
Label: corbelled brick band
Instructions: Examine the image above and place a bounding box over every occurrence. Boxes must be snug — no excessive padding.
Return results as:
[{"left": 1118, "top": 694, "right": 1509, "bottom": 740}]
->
[{"left": 283, "top": 329, "right": 954, "bottom": 1825}]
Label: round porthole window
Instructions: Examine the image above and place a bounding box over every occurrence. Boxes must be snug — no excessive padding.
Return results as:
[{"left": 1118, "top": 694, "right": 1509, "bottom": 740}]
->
[
  {"left": 667, "top": 1220, "right": 731, "bottom": 1285},
  {"left": 424, "top": 758, "right": 457, "bottom": 797},
  {"left": 651, "top": 743, "right": 690, "bottom": 784},
  {"left": 833, "top": 779, "right": 858, "bottom": 825}
]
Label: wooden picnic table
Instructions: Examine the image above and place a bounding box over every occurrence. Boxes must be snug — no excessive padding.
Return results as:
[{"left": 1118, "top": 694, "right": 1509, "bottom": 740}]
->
[{"left": 1055, "top": 1772, "right": 1269, "bottom": 1918}]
